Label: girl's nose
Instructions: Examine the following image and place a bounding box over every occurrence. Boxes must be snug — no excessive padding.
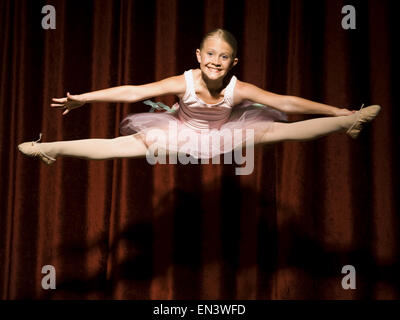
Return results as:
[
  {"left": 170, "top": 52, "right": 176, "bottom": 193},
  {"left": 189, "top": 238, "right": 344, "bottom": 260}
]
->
[{"left": 212, "top": 57, "right": 221, "bottom": 66}]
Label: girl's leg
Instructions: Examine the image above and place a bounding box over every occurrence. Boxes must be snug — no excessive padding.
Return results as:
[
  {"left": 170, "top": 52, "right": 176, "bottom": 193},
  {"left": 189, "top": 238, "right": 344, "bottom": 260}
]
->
[
  {"left": 259, "top": 113, "right": 357, "bottom": 144},
  {"left": 25, "top": 134, "right": 148, "bottom": 160}
]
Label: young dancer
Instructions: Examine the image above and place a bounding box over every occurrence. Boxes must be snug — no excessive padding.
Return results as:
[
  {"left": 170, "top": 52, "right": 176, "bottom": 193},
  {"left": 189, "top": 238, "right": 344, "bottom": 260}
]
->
[{"left": 18, "top": 29, "right": 381, "bottom": 165}]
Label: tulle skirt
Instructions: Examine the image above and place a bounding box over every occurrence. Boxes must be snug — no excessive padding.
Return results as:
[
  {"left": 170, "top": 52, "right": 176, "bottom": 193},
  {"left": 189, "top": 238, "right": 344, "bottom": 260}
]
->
[{"left": 120, "top": 100, "right": 288, "bottom": 159}]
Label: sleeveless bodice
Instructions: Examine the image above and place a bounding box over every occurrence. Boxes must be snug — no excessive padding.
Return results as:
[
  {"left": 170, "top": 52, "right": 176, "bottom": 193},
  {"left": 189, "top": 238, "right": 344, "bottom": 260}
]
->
[{"left": 177, "top": 69, "right": 237, "bottom": 130}]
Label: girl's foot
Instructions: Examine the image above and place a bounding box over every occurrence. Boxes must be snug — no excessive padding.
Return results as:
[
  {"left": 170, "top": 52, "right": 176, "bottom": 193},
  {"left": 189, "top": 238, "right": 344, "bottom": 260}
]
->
[
  {"left": 18, "top": 133, "right": 56, "bottom": 165},
  {"left": 346, "top": 105, "right": 381, "bottom": 139}
]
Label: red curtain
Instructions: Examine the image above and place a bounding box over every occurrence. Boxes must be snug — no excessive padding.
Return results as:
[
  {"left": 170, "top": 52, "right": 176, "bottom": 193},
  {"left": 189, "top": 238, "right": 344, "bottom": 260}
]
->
[{"left": 1, "top": 0, "right": 398, "bottom": 299}]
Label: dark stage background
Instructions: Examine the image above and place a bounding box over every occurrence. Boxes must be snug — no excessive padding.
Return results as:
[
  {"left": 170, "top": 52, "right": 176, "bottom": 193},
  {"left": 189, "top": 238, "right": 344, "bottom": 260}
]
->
[{"left": 1, "top": 0, "right": 398, "bottom": 299}]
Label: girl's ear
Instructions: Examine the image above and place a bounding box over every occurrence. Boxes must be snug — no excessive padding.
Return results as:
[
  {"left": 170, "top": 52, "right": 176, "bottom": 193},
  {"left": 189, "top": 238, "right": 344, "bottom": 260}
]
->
[
  {"left": 196, "top": 49, "right": 201, "bottom": 63},
  {"left": 230, "top": 57, "right": 239, "bottom": 69}
]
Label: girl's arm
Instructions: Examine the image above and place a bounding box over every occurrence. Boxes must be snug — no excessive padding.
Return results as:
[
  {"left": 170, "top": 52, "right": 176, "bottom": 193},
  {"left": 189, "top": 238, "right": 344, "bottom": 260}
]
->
[
  {"left": 51, "top": 75, "right": 186, "bottom": 115},
  {"left": 235, "top": 80, "right": 354, "bottom": 116}
]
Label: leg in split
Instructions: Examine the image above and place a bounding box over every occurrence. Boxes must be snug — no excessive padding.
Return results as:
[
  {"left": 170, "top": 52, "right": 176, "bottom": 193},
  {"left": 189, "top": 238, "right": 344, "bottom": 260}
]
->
[
  {"left": 35, "top": 133, "right": 148, "bottom": 160},
  {"left": 258, "top": 113, "right": 357, "bottom": 144}
]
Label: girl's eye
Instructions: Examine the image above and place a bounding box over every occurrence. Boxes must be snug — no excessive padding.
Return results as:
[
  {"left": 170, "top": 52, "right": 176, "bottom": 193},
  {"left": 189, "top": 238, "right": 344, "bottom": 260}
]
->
[{"left": 207, "top": 52, "right": 213, "bottom": 56}]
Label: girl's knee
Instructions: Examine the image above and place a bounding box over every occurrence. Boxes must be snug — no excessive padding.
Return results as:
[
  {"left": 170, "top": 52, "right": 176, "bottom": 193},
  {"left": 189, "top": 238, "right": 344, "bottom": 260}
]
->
[
  {"left": 257, "top": 122, "right": 286, "bottom": 144},
  {"left": 113, "top": 134, "right": 147, "bottom": 151}
]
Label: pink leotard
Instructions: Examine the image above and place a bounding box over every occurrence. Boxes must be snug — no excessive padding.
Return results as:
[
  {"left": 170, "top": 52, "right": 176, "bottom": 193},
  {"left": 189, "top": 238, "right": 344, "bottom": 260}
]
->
[{"left": 120, "top": 69, "right": 287, "bottom": 158}]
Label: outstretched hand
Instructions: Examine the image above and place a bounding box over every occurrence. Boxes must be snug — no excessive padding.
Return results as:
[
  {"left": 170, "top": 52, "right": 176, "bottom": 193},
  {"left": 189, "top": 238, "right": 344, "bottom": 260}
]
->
[{"left": 51, "top": 92, "right": 86, "bottom": 115}]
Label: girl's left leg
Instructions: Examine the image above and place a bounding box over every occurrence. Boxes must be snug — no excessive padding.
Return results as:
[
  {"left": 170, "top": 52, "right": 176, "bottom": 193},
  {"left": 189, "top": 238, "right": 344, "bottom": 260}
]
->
[{"left": 258, "top": 113, "right": 359, "bottom": 144}]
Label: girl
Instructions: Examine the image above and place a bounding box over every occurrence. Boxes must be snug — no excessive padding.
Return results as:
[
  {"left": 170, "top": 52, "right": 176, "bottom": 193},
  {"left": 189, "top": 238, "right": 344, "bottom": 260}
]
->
[{"left": 18, "top": 29, "right": 381, "bottom": 165}]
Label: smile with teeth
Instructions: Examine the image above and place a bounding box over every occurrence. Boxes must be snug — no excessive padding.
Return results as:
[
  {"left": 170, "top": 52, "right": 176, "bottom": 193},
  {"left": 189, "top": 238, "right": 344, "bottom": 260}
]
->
[{"left": 207, "top": 66, "right": 222, "bottom": 72}]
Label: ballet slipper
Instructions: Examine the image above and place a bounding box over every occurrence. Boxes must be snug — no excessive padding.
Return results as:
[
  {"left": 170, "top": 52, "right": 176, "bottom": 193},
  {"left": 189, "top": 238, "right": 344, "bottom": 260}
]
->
[
  {"left": 346, "top": 104, "right": 381, "bottom": 139},
  {"left": 18, "top": 133, "right": 56, "bottom": 165}
]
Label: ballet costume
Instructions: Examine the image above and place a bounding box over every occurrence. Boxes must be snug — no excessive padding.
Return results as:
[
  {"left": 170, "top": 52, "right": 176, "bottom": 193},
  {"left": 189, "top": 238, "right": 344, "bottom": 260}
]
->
[
  {"left": 17, "top": 69, "right": 381, "bottom": 165},
  {"left": 119, "top": 69, "right": 288, "bottom": 159}
]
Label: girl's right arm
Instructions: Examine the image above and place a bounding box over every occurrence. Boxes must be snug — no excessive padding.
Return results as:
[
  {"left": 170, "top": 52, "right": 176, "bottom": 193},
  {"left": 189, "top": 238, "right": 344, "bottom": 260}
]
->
[{"left": 51, "top": 75, "right": 186, "bottom": 115}]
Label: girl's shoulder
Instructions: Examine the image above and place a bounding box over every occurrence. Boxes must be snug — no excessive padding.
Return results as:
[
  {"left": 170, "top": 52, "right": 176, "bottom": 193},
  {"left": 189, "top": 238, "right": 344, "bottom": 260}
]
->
[
  {"left": 191, "top": 68, "right": 202, "bottom": 81},
  {"left": 232, "top": 79, "right": 263, "bottom": 105},
  {"left": 165, "top": 72, "right": 187, "bottom": 99},
  {"left": 232, "top": 79, "right": 247, "bottom": 96},
  {"left": 234, "top": 79, "right": 262, "bottom": 94},
  {"left": 234, "top": 79, "right": 251, "bottom": 89}
]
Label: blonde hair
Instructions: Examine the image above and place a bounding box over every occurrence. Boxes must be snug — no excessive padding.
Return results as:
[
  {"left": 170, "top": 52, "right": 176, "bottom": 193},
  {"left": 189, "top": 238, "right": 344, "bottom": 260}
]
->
[{"left": 200, "top": 28, "right": 238, "bottom": 59}]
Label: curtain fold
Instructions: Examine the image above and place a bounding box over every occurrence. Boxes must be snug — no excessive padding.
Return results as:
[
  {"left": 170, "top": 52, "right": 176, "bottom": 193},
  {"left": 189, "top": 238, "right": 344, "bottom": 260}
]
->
[{"left": 1, "top": 0, "right": 397, "bottom": 299}]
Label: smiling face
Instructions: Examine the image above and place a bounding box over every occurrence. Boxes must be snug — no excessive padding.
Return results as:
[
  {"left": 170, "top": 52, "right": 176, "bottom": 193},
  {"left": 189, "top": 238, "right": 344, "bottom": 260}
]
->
[{"left": 196, "top": 36, "right": 238, "bottom": 81}]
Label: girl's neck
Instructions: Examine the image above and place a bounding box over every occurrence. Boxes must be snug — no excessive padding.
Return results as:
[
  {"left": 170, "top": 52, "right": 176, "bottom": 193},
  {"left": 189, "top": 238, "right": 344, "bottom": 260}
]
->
[{"left": 200, "top": 71, "right": 225, "bottom": 93}]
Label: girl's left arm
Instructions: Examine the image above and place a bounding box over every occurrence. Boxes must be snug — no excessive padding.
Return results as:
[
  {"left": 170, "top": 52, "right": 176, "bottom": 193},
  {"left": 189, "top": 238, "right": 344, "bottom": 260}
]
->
[{"left": 235, "top": 81, "right": 354, "bottom": 116}]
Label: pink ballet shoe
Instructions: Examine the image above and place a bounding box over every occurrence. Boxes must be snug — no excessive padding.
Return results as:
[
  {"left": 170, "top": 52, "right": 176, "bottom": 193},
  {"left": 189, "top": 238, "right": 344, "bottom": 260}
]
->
[
  {"left": 346, "top": 104, "right": 381, "bottom": 139},
  {"left": 18, "top": 133, "right": 56, "bottom": 165}
]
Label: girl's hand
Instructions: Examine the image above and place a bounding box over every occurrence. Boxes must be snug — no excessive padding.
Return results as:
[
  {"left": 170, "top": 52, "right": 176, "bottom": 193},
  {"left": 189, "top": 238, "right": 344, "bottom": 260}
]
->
[
  {"left": 333, "top": 108, "right": 356, "bottom": 116},
  {"left": 51, "top": 92, "right": 86, "bottom": 115}
]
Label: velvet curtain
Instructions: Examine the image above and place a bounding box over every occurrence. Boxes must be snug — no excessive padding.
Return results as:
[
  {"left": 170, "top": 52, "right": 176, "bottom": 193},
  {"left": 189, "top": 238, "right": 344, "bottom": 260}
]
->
[{"left": 1, "top": 0, "right": 398, "bottom": 299}]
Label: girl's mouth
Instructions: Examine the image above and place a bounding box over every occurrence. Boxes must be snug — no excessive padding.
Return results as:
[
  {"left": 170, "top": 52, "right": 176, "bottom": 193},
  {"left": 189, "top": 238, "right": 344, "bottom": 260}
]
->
[{"left": 207, "top": 66, "right": 222, "bottom": 73}]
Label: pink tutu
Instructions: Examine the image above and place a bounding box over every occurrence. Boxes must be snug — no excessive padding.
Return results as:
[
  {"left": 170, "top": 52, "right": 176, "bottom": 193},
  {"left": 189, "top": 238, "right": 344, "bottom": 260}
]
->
[{"left": 120, "top": 100, "right": 287, "bottom": 159}]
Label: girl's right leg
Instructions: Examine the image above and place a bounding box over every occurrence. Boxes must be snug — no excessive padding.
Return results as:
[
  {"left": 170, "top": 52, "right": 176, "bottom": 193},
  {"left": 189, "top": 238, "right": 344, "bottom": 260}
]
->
[{"left": 18, "top": 133, "right": 149, "bottom": 163}]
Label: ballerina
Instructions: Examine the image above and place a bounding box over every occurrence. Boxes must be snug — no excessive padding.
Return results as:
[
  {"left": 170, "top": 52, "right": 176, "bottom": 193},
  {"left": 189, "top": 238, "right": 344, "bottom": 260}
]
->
[{"left": 18, "top": 28, "right": 381, "bottom": 169}]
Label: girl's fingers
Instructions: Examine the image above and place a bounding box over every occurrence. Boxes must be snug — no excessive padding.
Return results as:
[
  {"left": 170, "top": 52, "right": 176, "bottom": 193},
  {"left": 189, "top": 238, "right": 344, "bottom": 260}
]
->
[
  {"left": 52, "top": 98, "right": 67, "bottom": 103},
  {"left": 51, "top": 104, "right": 65, "bottom": 107}
]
